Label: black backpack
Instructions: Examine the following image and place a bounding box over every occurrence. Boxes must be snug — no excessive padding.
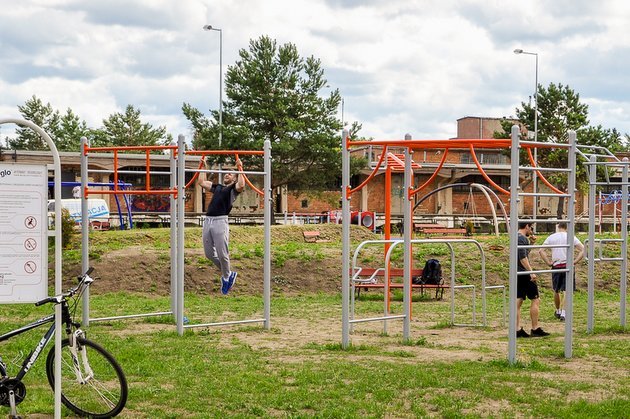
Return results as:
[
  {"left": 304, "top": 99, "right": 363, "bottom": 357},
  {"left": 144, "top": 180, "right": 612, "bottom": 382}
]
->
[{"left": 416, "top": 259, "right": 443, "bottom": 285}]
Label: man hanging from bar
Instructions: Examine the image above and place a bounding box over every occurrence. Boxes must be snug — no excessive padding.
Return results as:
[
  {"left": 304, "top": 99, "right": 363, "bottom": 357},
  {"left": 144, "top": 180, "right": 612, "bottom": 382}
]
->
[{"left": 198, "top": 158, "right": 245, "bottom": 294}]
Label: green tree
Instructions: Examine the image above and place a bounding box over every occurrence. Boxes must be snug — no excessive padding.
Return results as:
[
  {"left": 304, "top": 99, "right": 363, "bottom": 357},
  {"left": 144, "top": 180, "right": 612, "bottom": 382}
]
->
[
  {"left": 499, "top": 83, "right": 625, "bottom": 217},
  {"left": 7, "top": 95, "right": 61, "bottom": 150},
  {"left": 6, "top": 95, "right": 91, "bottom": 151},
  {"left": 183, "top": 35, "right": 359, "bottom": 208},
  {"left": 92, "top": 105, "right": 167, "bottom": 149},
  {"left": 56, "top": 109, "right": 91, "bottom": 151}
]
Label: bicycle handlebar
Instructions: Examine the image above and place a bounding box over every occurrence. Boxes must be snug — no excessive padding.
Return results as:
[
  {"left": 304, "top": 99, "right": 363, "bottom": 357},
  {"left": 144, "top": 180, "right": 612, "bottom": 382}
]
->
[
  {"left": 35, "top": 297, "right": 57, "bottom": 307},
  {"left": 34, "top": 267, "right": 94, "bottom": 307}
]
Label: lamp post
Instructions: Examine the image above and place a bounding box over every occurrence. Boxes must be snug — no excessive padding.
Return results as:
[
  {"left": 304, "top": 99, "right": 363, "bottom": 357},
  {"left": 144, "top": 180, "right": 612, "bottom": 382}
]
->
[
  {"left": 203, "top": 25, "right": 223, "bottom": 150},
  {"left": 514, "top": 48, "right": 539, "bottom": 222}
]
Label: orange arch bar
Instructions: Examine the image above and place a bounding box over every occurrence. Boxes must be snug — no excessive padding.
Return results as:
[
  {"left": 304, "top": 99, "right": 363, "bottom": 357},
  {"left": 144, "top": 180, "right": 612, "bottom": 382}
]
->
[
  {"left": 348, "top": 145, "right": 389, "bottom": 197},
  {"left": 410, "top": 148, "right": 450, "bottom": 196},
  {"left": 185, "top": 153, "right": 264, "bottom": 196},
  {"left": 526, "top": 147, "right": 564, "bottom": 195},
  {"left": 468, "top": 145, "right": 510, "bottom": 195}
]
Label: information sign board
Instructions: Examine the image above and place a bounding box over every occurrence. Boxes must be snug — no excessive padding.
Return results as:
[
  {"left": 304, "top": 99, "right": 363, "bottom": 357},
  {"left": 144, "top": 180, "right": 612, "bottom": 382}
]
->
[{"left": 0, "top": 163, "right": 48, "bottom": 302}]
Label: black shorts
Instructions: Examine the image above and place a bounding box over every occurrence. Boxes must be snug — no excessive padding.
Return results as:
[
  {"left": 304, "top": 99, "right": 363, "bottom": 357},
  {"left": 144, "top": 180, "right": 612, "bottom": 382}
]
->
[
  {"left": 517, "top": 274, "right": 539, "bottom": 300},
  {"left": 551, "top": 264, "right": 576, "bottom": 292}
]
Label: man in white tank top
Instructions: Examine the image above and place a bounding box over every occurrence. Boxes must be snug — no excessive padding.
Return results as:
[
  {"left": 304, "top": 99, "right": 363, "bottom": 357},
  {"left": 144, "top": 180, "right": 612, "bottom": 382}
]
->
[{"left": 538, "top": 223, "right": 584, "bottom": 321}]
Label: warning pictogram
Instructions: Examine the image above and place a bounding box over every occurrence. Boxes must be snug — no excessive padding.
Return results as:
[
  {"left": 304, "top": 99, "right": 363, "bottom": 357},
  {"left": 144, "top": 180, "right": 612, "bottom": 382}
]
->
[
  {"left": 24, "top": 238, "right": 37, "bottom": 251},
  {"left": 25, "top": 216, "right": 37, "bottom": 229},
  {"left": 24, "top": 261, "right": 37, "bottom": 274}
]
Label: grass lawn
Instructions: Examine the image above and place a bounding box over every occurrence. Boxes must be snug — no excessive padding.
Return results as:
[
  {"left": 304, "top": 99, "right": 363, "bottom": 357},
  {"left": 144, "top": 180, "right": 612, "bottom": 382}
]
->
[
  {"left": 1, "top": 226, "right": 628, "bottom": 417},
  {"left": 0, "top": 289, "right": 628, "bottom": 418}
]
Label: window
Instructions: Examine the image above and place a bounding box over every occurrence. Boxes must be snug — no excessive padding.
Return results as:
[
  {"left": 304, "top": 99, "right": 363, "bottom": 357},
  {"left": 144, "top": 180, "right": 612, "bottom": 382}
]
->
[
  {"left": 460, "top": 152, "right": 508, "bottom": 165},
  {"left": 301, "top": 199, "right": 308, "bottom": 208},
  {"left": 453, "top": 175, "right": 510, "bottom": 192}
]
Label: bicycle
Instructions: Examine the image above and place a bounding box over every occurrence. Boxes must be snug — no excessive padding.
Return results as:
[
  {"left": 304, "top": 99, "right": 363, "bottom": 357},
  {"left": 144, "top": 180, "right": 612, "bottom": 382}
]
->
[{"left": 0, "top": 268, "right": 128, "bottom": 418}]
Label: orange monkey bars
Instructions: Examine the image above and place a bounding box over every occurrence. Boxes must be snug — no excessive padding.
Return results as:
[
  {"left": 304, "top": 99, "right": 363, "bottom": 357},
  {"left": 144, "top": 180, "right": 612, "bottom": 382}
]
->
[{"left": 185, "top": 149, "right": 266, "bottom": 196}]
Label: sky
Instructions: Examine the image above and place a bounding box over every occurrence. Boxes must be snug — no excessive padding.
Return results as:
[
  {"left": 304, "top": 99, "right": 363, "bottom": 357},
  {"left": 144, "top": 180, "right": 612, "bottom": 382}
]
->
[{"left": 1, "top": 0, "right": 629, "bottom": 143}]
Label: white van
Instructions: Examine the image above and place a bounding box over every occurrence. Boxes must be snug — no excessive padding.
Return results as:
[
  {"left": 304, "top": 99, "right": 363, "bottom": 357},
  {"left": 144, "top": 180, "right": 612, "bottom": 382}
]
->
[{"left": 47, "top": 198, "right": 111, "bottom": 230}]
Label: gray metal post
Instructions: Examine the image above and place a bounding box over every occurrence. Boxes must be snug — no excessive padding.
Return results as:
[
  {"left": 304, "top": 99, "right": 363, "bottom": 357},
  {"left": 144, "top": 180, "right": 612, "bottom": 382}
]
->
[
  {"left": 341, "top": 129, "right": 351, "bottom": 348},
  {"left": 508, "top": 125, "right": 521, "bottom": 364},
  {"left": 80, "top": 137, "right": 90, "bottom": 326},
  {"left": 176, "top": 135, "right": 186, "bottom": 335},
  {"left": 263, "top": 139, "right": 272, "bottom": 329},
  {"left": 0, "top": 119, "right": 63, "bottom": 418},
  {"left": 170, "top": 143, "right": 177, "bottom": 314},
  {"left": 564, "top": 131, "right": 577, "bottom": 358},
  {"left": 620, "top": 158, "right": 628, "bottom": 327},
  {"left": 587, "top": 155, "right": 597, "bottom": 332},
  {"left": 403, "top": 133, "right": 412, "bottom": 342}
]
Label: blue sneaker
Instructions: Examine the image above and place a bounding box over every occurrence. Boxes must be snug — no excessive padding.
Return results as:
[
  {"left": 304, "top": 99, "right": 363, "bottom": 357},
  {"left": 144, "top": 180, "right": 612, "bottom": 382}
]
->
[
  {"left": 220, "top": 276, "right": 229, "bottom": 295},
  {"left": 225, "top": 271, "right": 238, "bottom": 294},
  {"left": 183, "top": 316, "right": 190, "bottom": 325}
]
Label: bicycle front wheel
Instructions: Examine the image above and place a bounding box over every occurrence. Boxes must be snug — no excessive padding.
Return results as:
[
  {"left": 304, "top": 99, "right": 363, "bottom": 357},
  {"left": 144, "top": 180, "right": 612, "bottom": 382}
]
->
[{"left": 46, "top": 337, "right": 128, "bottom": 418}]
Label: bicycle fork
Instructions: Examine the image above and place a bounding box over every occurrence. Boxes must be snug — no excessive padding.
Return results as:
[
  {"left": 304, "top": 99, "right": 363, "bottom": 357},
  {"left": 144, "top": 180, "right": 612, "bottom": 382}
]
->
[{"left": 68, "top": 330, "right": 94, "bottom": 385}]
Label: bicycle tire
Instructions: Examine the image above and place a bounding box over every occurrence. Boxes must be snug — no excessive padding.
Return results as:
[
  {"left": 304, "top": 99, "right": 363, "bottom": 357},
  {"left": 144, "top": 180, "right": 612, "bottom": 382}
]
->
[{"left": 45, "top": 337, "right": 128, "bottom": 418}]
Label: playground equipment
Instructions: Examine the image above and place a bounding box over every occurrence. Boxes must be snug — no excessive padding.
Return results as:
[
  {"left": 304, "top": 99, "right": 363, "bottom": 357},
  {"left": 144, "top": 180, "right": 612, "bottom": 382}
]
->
[
  {"left": 340, "top": 126, "right": 621, "bottom": 364},
  {"left": 180, "top": 143, "right": 271, "bottom": 332},
  {"left": 349, "top": 238, "right": 505, "bottom": 331},
  {"left": 341, "top": 133, "right": 524, "bottom": 350},
  {"left": 78, "top": 136, "right": 273, "bottom": 336}
]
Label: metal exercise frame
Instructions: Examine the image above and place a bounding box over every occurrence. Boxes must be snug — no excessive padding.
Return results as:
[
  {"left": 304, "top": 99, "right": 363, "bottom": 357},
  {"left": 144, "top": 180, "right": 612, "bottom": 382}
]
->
[
  {"left": 0, "top": 118, "right": 64, "bottom": 418},
  {"left": 579, "top": 151, "right": 628, "bottom": 332},
  {"left": 341, "top": 131, "right": 517, "bottom": 348},
  {"left": 80, "top": 138, "right": 179, "bottom": 326},
  {"left": 349, "top": 238, "right": 505, "bottom": 332},
  {"left": 176, "top": 139, "right": 272, "bottom": 335},
  {"left": 508, "top": 126, "right": 577, "bottom": 363}
]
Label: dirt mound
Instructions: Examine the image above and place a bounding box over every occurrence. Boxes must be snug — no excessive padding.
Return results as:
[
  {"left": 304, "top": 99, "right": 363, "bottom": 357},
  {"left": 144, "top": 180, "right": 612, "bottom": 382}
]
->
[{"left": 61, "top": 224, "right": 376, "bottom": 296}]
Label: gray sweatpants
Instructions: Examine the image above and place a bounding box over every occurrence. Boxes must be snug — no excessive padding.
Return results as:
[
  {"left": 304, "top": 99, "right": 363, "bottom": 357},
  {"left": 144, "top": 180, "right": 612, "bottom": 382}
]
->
[{"left": 202, "top": 216, "right": 230, "bottom": 279}]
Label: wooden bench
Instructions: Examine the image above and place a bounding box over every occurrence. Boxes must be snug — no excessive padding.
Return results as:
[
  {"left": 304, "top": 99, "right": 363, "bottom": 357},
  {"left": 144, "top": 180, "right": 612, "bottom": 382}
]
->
[
  {"left": 423, "top": 227, "right": 467, "bottom": 236},
  {"left": 413, "top": 223, "right": 439, "bottom": 233},
  {"left": 352, "top": 267, "right": 447, "bottom": 300},
  {"left": 303, "top": 231, "right": 320, "bottom": 242}
]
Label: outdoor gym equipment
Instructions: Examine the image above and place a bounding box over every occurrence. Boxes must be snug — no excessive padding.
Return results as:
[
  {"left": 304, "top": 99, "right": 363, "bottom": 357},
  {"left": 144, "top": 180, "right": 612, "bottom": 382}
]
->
[{"left": 78, "top": 136, "right": 273, "bottom": 336}]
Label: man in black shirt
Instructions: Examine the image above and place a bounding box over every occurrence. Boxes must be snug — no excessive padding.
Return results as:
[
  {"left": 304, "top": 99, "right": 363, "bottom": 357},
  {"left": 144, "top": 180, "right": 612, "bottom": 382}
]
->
[
  {"left": 198, "top": 160, "right": 245, "bottom": 294},
  {"left": 516, "top": 221, "right": 549, "bottom": 338}
]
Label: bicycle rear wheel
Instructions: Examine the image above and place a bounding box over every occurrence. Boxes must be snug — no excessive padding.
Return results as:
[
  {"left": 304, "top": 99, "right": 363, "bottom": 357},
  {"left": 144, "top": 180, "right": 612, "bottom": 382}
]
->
[{"left": 46, "top": 337, "right": 128, "bottom": 418}]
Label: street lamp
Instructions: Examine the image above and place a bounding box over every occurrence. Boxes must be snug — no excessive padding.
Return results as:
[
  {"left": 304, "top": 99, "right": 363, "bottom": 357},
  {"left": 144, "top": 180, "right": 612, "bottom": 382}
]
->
[
  {"left": 203, "top": 25, "right": 223, "bottom": 150},
  {"left": 514, "top": 48, "right": 539, "bottom": 222}
]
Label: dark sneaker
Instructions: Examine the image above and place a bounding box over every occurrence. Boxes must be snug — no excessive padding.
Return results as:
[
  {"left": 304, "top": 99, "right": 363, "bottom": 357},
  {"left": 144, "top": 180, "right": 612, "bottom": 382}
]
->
[
  {"left": 560, "top": 315, "right": 565, "bottom": 322},
  {"left": 225, "top": 271, "right": 238, "bottom": 294},
  {"left": 554, "top": 311, "right": 562, "bottom": 319},
  {"left": 531, "top": 327, "right": 550, "bottom": 337},
  {"left": 221, "top": 277, "right": 229, "bottom": 295},
  {"left": 516, "top": 328, "right": 530, "bottom": 338}
]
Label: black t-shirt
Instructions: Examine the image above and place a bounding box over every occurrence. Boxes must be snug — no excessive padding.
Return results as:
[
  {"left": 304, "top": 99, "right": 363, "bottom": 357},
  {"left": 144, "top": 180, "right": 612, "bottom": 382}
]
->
[
  {"left": 205, "top": 183, "right": 240, "bottom": 216},
  {"left": 517, "top": 233, "right": 530, "bottom": 272}
]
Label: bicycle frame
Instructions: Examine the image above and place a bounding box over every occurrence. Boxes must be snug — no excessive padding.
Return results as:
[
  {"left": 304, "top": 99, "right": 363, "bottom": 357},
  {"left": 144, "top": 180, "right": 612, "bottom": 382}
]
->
[{"left": 0, "top": 314, "right": 56, "bottom": 381}]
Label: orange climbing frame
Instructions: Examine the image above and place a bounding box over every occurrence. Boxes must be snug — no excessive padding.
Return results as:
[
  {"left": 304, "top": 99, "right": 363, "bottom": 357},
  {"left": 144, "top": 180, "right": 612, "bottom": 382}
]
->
[{"left": 82, "top": 143, "right": 178, "bottom": 196}]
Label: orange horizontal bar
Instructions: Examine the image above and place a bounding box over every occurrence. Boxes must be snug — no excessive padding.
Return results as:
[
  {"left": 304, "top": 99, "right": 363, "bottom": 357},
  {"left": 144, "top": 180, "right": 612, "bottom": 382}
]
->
[
  {"left": 85, "top": 189, "right": 177, "bottom": 196},
  {"left": 86, "top": 145, "right": 178, "bottom": 152},
  {"left": 348, "top": 138, "right": 512, "bottom": 149},
  {"left": 186, "top": 150, "right": 264, "bottom": 156}
]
